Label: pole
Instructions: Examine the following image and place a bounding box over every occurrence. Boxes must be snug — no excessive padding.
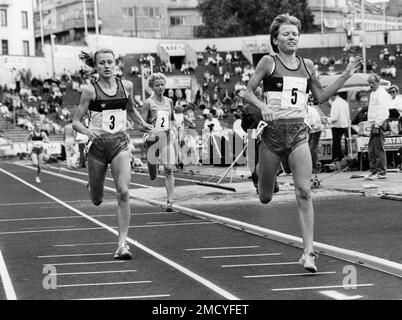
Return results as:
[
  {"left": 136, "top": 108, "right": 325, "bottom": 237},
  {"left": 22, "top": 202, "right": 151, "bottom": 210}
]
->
[
  {"left": 82, "top": 0, "right": 88, "bottom": 41},
  {"left": 320, "top": 0, "right": 324, "bottom": 35},
  {"left": 94, "top": 0, "right": 99, "bottom": 49},
  {"left": 39, "top": 0, "right": 44, "bottom": 53},
  {"left": 50, "top": 33, "right": 55, "bottom": 77},
  {"left": 361, "top": 0, "right": 367, "bottom": 73},
  {"left": 134, "top": 5, "right": 138, "bottom": 37}
]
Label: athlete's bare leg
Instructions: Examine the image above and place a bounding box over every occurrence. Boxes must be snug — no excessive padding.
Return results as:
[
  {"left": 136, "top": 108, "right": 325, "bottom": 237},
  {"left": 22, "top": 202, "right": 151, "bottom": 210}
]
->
[
  {"left": 87, "top": 153, "right": 108, "bottom": 206},
  {"left": 163, "top": 164, "right": 175, "bottom": 204},
  {"left": 110, "top": 150, "right": 132, "bottom": 248},
  {"left": 257, "top": 142, "right": 282, "bottom": 204},
  {"left": 288, "top": 143, "right": 314, "bottom": 254}
]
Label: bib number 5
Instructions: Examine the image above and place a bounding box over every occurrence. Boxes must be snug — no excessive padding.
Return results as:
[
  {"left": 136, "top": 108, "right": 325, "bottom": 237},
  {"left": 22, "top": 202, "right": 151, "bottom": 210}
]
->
[{"left": 291, "top": 88, "right": 298, "bottom": 105}]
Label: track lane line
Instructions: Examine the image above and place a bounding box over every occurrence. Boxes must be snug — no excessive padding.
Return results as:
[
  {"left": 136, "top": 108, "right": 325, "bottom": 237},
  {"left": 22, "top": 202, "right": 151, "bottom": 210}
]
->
[
  {"left": 0, "top": 247, "right": 17, "bottom": 300},
  {"left": 0, "top": 166, "right": 240, "bottom": 300},
  {"left": 13, "top": 163, "right": 402, "bottom": 278}
]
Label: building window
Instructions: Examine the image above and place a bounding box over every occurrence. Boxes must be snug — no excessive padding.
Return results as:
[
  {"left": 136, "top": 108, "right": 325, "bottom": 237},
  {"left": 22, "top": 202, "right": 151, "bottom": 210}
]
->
[
  {"left": 2, "top": 40, "right": 8, "bottom": 55},
  {"left": 0, "top": 9, "right": 7, "bottom": 27},
  {"left": 23, "top": 41, "right": 30, "bottom": 56},
  {"left": 143, "top": 7, "right": 159, "bottom": 17},
  {"left": 170, "top": 16, "right": 184, "bottom": 26},
  {"left": 22, "top": 11, "right": 28, "bottom": 29},
  {"left": 123, "top": 7, "right": 134, "bottom": 17}
]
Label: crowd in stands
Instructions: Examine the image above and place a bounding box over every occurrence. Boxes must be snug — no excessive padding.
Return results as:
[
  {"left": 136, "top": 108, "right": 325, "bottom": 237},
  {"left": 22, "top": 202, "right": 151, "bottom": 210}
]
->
[{"left": 0, "top": 66, "right": 80, "bottom": 141}]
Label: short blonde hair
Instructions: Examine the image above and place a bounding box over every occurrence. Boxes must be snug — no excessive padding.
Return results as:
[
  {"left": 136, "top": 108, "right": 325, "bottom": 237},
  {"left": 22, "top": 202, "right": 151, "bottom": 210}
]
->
[
  {"left": 269, "top": 14, "right": 301, "bottom": 53},
  {"left": 148, "top": 72, "right": 166, "bottom": 88}
]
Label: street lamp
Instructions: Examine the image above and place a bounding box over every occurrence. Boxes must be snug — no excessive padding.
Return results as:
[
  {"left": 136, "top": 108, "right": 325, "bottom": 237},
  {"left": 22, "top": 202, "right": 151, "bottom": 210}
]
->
[{"left": 50, "top": 34, "right": 56, "bottom": 77}]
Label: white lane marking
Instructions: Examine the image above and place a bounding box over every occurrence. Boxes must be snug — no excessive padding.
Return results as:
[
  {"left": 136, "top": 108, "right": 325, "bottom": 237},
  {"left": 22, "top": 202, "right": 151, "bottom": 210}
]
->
[
  {"left": 1, "top": 167, "right": 240, "bottom": 300},
  {"left": 53, "top": 242, "right": 116, "bottom": 247},
  {"left": 47, "top": 165, "right": 153, "bottom": 189},
  {"left": 0, "top": 216, "right": 83, "bottom": 222},
  {"left": 0, "top": 221, "right": 216, "bottom": 235},
  {"left": 75, "top": 294, "right": 171, "bottom": 300},
  {"left": 44, "top": 261, "right": 124, "bottom": 266},
  {"left": 186, "top": 246, "right": 260, "bottom": 251},
  {"left": 244, "top": 271, "right": 337, "bottom": 278},
  {"left": 22, "top": 226, "right": 76, "bottom": 230},
  {"left": 132, "top": 170, "right": 200, "bottom": 183},
  {"left": 272, "top": 284, "right": 374, "bottom": 292},
  {"left": 320, "top": 290, "right": 363, "bottom": 300},
  {"left": 203, "top": 253, "right": 282, "bottom": 259},
  {"left": 38, "top": 253, "right": 112, "bottom": 258},
  {"left": 15, "top": 163, "right": 402, "bottom": 278},
  {"left": 0, "top": 212, "right": 169, "bottom": 222},
  {"left": 146, "top": 219, "right": 206, "bottom": 225},
  {"left": 0, "top": 200, "right": 92, "bottom": 207},
  {"left": 56, "top": 270, "right": 137, "bottom": 276},
  {"left": 0, "top": 248, "right": 17, "bottom": 300},
  {"left": 57, "top": 281, "right": 151, "bottom": 288},
  {"left": 222, "top": 262, "right": 299, "bottom": 268}
]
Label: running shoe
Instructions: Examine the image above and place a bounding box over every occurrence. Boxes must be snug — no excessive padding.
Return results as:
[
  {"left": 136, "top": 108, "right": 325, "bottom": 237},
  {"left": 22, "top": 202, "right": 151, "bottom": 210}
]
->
[
  {"left": 299, "top": 251, "right": 318, "bottom": 273},
  {"left": 113, "top": 243, "right": 133, "bottom": 260},
  {"left": 35, "top": 176, "right": 41, "bottom": 183},
  {"left": 377, "top": 174, "right": 386, "bottom": 180},
  {"left": 165, "top": 201, "right": 174, "bottom": 212},
  {"left": 364, "top": 173, "right": 378, "bottom": 181}
]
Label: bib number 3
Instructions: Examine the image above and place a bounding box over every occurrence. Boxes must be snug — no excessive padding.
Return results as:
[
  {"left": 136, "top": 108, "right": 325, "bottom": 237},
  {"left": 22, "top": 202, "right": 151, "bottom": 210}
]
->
[{"left": 102, "top": 110, "right": 126, "bottom": 133}]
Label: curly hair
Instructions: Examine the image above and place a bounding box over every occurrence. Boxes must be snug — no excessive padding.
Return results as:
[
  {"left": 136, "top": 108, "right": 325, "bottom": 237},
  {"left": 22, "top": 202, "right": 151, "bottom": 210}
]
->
[
  {"left": 269, "top": 14, "right": 301, "bottom": 54},
  {"left": 148, "top": 72, "right": 166, "bottom": 88},
  {"left": 79, "top": 48, "right": 115, "bottom": 68}
]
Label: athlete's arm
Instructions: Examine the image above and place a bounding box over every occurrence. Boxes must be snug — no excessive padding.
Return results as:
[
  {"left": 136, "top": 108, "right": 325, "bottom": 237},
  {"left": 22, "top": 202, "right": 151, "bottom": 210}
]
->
[
  {"left": 123, "top": 80, "right": 153, "bottom": 132},
  {"left": 72, "top": 85, "right": 100, "bottom": 140},
  {"left": 243, "top": 55, "right": 277, "bottom": 121},
  {"left": 42, "top": 131, "right": 50, "bottom": 144},
  {"left": 24, "top": 132, "right": 32, "bottom": 144},
  {"left": 139, "top": 100, "right": 151, "bottom": 133},
  {"left": 307, "top": 57, "right": 362, "bottom": 104}
]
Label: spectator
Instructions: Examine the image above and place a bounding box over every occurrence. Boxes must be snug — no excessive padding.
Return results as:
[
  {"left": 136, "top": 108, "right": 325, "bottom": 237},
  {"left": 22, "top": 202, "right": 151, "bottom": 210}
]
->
[
  {"left": 223, "top": 71, "right": 231, "bottom": 83},
  {"left": 395, "top": 44, "right": 401, "bottom": 57},
  {"left": 131, "top": 65, "right": 139, "bottom": 76},
  {"left": 232, "top": 112, "right": 246, "bottom": 140},
  {"left": 352, "top": 91, "right": 369, "bottom": 132},
  {"left": 225, "top": 51, "right": 232, "bottom": 64},
  {"left": 306, "top": 101, "right": 325, "bottom": 178},
  {"left": 365, "top": 74, "right": 391, "bottom": 180},
  {"left": 389, "top": 85, "right": 402, "bottom": 114},
  {"left": 327, "top": 92, "right": 350, "bottom": 162},
  {"left": 197, "top": 52, "right": 204, "bottom": 64},
  {"left": 203, "top": 112, "right": 222, "bottom": 133}
]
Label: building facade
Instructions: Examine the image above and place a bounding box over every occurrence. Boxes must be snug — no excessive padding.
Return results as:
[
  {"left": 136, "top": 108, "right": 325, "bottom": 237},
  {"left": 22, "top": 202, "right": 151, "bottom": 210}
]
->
[
  {"left": 0, "top": 0, "right": 35, "bottom": 56},
  {"left": 33, "top": 0, "right": 96, "bottom": 48}
]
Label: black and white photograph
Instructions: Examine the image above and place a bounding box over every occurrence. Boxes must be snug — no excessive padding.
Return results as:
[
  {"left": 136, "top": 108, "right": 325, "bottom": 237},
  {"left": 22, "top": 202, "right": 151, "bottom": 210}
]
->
[{"left": 0, "top": 0, "right": 401, "bottom": 307}]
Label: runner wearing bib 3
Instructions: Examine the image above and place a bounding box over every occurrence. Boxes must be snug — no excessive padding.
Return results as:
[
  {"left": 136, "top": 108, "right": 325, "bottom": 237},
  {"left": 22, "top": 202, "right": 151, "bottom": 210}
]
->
[{"left": 73, "top": 49, "right": 154, "bottom": 260}]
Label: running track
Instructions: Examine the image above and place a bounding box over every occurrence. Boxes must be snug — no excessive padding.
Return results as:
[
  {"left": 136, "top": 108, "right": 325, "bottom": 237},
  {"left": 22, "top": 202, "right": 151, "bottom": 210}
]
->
[{"left": 0, "top": 161, "right": 401, "bottom": 300}]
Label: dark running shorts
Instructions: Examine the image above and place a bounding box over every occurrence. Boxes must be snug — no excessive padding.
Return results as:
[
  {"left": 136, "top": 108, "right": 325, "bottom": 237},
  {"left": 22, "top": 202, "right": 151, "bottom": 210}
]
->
[
  {"left": 32, "top": 147, "right": 44, "bottom": 155},
  {"left": 261, "top": 118, "right": 308, "bottom": 157},
  {"left": 88, "top": 132, "right": 130, "bottom": 164}
]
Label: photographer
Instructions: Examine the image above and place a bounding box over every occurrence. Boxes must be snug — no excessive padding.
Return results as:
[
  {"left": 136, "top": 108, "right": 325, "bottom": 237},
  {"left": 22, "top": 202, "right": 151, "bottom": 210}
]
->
[{"left": 203, "top": 112, "right": 222, "bottom": 133}]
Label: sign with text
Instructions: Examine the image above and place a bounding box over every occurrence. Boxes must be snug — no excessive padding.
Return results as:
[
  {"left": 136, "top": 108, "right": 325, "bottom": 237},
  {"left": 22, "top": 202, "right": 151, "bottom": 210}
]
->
[{"left": 159, "top": 43, "right": 186, "bottom": 56}]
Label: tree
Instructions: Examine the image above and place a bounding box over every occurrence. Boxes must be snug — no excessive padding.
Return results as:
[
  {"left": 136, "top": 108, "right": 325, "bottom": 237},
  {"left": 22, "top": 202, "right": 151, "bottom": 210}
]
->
[{"left": 195, "top": 0, "right": 315, "bottom": 38}]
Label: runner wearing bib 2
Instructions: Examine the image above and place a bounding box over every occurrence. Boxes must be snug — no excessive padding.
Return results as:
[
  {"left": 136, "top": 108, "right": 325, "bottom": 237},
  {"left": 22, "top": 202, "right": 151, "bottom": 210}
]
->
[
  {"left": 141, "top": 72, "right": 177, "bottom": 212},
  {"left": 73, "top": 49, "right": 153, "bottom": 260},
  {"left": 243, "top": 14, "right": 362, "bottom": 273}
]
